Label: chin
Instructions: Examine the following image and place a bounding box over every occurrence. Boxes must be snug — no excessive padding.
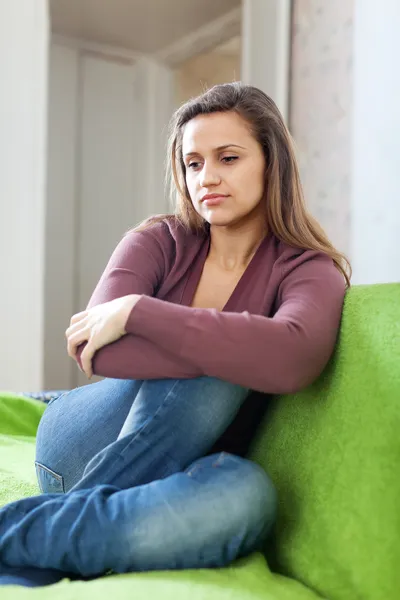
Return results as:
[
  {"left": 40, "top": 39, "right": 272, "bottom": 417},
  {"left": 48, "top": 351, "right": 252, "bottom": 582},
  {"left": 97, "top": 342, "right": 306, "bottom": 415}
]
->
[
  {"left": 202, "top": 212, "right": 236, "bottom": 227},
  {"left": 201, "top": 208, "right": 245, "bottom": 228}
]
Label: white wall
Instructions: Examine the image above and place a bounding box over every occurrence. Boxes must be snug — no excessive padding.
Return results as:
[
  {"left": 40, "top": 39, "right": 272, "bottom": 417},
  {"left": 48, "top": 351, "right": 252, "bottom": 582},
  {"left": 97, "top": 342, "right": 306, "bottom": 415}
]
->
[
  {"left": 241, "top": 0, "right": 291, "bottom": 121},
  {"left": 131, "top": 57, "right": 175, "bottom": 217},
  {"left": 351, "top": 0, "right": 400, "bottom": 283},
  {"left": 174, "top": 44, "right": 241, "bottom": 105},
  {"left": 0, "top": 1, "right": 49, "bottom": 391},
  {"left": 290, "top": 0, "right": 400, "bottom": 283},
  {"left": 290, "top": 0, "right": 353, "bottom": 258},
  {"left": 44, "top": 43, "right": 79, "bottom": 390}
]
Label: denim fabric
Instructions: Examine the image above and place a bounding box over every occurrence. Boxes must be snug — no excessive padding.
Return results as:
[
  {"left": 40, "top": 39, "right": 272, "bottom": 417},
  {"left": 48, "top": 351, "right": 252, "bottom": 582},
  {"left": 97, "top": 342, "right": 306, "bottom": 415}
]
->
[
  {"left": 0, "top": 566, "right": 81, "bottom": 587},
  {"left": 0, "top": 376, "right": 277, "bottom": 584}
]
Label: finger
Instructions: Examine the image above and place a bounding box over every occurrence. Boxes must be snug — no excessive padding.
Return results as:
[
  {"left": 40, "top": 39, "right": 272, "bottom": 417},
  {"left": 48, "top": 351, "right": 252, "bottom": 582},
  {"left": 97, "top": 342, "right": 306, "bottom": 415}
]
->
[
  {"left": 70, "top": 310, "right": 89, "bottom": 325},
  {"left": 65, "top": 316, "right": 89, "bottom": 339},
  {"left": 67, "top": 328, "right": 90, "bottom": 359},
  {"left": 80, "top": 343, "right": 95, "bottom": 379}
]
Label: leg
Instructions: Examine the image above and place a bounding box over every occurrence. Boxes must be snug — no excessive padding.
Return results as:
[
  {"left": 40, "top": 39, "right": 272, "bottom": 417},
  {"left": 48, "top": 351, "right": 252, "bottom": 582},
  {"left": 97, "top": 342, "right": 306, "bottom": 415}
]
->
[
  {"left": 7, "top": 379, "right": 142, "bottom": 587},
  {"left": 10, "top": 376, "right": 251, "bottom": 585},
  {"left": 0, "top": 567, "right": 80, "bottom": 587},
  {"left": 35, "top": 378, "right": 143, "bottom": 492},
  {"left": 71, "top": 377, "right": 250, "bottom": 491},
  {"left": 38, "top": 377, "right": 250, "bottom": 494},
  {"left": 0, "top": 452, "right": 277, "bottom": 577}
]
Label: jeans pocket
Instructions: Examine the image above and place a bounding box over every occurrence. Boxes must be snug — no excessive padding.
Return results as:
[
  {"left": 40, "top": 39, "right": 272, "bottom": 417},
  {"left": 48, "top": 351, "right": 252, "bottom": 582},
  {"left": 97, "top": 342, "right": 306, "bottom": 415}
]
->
[{"left": 35, "top": 462, "right": 65, "bottom": 494}]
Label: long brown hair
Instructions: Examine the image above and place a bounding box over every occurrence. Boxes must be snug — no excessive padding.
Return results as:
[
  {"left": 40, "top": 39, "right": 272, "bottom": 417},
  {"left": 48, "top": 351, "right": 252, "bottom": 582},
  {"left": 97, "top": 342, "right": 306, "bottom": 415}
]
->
[{"left": 135, "top": 82, "right": 351, "bottom": 287}]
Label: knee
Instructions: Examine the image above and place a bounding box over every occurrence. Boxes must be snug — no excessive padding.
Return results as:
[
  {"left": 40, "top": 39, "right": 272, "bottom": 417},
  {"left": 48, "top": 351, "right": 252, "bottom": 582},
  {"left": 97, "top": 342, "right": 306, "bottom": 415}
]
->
[
  {"left": 223, "top": 454, "right": 278, "bottom": 544},
  {"left": 102, "top": 455, "right": 277, "bottom": 572}
]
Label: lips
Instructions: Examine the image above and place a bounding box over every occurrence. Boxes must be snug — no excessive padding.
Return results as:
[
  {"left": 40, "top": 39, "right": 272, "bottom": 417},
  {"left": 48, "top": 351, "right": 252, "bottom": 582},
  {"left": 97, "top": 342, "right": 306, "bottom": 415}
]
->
[
  {"left": 203, "top": 198, "right": 225, "bottom": 207},
  {"left": 201, "top": 194, "right": 228, "bottom": 206}
]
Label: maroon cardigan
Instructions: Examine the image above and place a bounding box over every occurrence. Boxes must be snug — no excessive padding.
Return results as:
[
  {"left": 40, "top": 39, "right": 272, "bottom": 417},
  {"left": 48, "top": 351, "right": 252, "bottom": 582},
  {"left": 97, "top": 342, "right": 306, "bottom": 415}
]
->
[{"left": 77, "top": 216, "right": 345, "bottom": 456}]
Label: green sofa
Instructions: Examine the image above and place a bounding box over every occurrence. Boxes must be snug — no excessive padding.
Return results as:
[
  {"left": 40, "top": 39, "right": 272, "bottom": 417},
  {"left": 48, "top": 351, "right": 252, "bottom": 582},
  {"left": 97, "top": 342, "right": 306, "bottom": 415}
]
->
[{"left": 1, "top": 283, "right": 399, "bottom": 599}]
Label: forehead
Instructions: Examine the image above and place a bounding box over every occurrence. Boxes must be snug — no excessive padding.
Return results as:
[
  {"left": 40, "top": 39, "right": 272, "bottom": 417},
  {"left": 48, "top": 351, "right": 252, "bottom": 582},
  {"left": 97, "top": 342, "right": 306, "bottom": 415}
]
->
[{"left": 182, "top": 112, "right": 253, "bottom": 152}]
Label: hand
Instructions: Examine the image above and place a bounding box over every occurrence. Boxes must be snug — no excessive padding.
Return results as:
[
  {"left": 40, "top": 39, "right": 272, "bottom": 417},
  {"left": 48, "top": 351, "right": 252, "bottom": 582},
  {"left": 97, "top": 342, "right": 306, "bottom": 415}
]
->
[{"left": 65, "top": 294, "right": 141, "bottom": 379}]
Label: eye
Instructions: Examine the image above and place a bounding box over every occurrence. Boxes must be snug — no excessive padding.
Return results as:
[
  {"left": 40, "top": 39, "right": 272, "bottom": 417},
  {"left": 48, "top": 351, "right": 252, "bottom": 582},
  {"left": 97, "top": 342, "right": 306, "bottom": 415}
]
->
[
  {"left": 221, "top": 156, "right": 238, "bottom": 164},
  {"left": 187, "top": 161, "right": 202, "bottom": 170}
]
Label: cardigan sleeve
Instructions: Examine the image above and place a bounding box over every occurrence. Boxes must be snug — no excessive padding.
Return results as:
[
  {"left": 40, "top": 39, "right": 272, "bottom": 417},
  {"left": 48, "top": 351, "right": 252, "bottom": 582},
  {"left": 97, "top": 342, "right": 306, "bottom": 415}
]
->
[
  {"left": 75, "top": 224, "right": 202, "bottom": 380},
  {"left": 123, "top": 252, "right": 346, "bottom": 394}
]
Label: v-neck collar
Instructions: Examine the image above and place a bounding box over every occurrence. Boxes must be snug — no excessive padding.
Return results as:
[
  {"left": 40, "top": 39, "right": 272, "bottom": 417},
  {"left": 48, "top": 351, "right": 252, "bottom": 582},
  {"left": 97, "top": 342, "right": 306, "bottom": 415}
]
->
[{"left": 181, "top": 233, "right": 270, "bottom": 312}]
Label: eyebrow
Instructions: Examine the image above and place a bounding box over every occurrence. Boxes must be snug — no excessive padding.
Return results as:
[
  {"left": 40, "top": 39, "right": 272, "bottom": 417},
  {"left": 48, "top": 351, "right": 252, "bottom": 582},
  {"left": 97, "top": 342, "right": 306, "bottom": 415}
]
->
[{"left": 183, "top": 144, "right": 246, "bottom": 158}]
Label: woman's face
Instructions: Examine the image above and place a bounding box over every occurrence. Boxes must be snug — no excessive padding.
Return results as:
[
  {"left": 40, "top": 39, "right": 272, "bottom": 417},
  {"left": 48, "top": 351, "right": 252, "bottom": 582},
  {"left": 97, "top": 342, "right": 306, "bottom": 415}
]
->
[{"left": 182, "top": 111, "right": 266, "bottom": 228}]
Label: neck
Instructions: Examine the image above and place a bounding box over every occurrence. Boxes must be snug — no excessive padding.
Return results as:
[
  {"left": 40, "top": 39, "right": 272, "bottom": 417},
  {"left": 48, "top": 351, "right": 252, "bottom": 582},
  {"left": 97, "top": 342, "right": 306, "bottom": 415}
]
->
[{"left": 208, "top": 219, "right": 267, "bottom": 271}]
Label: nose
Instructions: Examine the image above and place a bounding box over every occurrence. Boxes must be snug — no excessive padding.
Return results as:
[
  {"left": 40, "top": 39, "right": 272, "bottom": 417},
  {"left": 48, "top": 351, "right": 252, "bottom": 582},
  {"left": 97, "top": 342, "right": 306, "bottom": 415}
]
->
[{"left": 200, "top": 161, "right": 221, "bottom": 188}]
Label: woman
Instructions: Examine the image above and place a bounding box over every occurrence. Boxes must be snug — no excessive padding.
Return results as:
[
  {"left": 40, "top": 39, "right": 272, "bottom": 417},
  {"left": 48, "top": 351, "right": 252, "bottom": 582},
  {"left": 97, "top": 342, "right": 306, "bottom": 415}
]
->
[{"left": 0, "top": 82, "right": 350, "bottom": 587}]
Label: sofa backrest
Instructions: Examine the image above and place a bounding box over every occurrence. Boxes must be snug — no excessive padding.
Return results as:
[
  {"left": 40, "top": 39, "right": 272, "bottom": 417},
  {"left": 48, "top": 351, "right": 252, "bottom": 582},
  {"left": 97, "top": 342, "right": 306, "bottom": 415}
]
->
[{"left": 249, "top": 283, "right": 400, "bottom": 600}]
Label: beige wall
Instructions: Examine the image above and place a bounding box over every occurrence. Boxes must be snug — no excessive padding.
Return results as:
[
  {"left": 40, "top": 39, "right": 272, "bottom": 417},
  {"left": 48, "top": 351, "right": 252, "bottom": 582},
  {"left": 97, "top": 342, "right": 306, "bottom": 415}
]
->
[
  {"left": 174, "top": 39, "right": 241, "bottom": 104},
  {"left": 290, "top": 0, "right": 354, "bottom": 255},
  {"left": 0, "top": 0, "right": 49, "bottom": 390}
]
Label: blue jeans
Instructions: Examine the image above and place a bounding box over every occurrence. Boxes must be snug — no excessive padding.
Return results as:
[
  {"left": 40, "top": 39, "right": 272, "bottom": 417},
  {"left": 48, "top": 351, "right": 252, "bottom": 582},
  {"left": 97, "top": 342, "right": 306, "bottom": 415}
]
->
[{"left": 0, "top": 377, "right": 277, "bottom": 586}]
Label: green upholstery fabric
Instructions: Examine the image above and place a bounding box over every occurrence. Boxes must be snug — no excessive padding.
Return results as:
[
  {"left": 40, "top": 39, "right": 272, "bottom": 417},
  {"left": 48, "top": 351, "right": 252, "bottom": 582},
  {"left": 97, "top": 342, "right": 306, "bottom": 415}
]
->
[
  {"left": 1, "top": 283, "right": 399, "bottom": 598},
  {"left": 250, "top": 283, "right": 400, "bottom": 599}
]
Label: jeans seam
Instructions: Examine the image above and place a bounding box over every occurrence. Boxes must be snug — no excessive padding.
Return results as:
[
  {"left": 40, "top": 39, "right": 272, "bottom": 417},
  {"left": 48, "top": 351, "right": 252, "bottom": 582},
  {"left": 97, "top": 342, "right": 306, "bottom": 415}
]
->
[
  {"left": 82, "top": 380, "right": 182, "bottom": 485},
  {"left": 119, "top": 379, "right": 181, "bottom": 460}
]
